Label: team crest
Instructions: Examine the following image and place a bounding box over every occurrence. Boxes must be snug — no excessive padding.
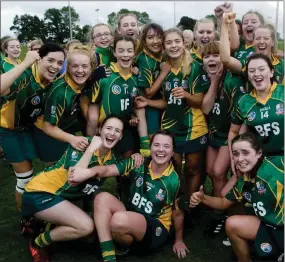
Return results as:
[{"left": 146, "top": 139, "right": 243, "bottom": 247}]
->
[
  {"left": 276, "top": 103, "right": 284, "bottom": 115},
  {"left": 240, "top": 86, "right": 246, "bottom": 94},
  {"left": 247, "top": 111, "right": 256, "bottom": 121},
  {"left": 165, "top": 82, "right": 171, "bottom": 91},
  {"left": 256, "top": 181, "right": 266, "bottom": 194},
  {"left": 155, "top": 227, "right": 162, "bottom": 236},
  {"left": 200, "top": 136, "right": 207, "bottom": 145},
  {"left": 260, "top": 243, "right": 272, "bottom": 253},
  {"left": 243, "top": 192, "right": 252, "bottom": 202},
  {"left": 51, "top": 106, "right": 56, "bottom": 115},
  {"left": 130, "top": 87, "right": 139, "bottom": 97},
  {"left": 71, "top": 151, "right": 79, "bottom": 159},
  {"left": 181, "top": 79, "right": 189, "bottom": 89},
  {"left": 111, "top": 85, "right": 121, "bottom": 95},
  {"left": 202, "top": 74, "right": 208, "bottom": 82},
  {"left": 136, "top": 176, "right": 143, "bottom": 187},
  {"left": 155, "top": 189, "right": 165, "bottom": 201},
  {"left": 31, "top": 96, "right": 41, "bottom": 105}
]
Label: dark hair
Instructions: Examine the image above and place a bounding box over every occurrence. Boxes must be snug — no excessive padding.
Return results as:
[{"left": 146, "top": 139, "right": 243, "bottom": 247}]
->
[
  {"left": 38, "top": 42, "right": 65, "bottom": 59},
  {"left": 135, "top": 23, "right": 164, "bottom": 56},
  {"left": 246, "top": 53, "right": 274, "bottom": 84},
  {"left": 242, "top": 10, "right": 265, "bottom": 25},
  {"left": 235, "top": 19, "right": 242, "bottom": 28},
  {"left": 113, "top": 35, "right": 136, "bottom": 51},
  {"left": 231, "top": 132, "right": 264, "bottom": 177},
  {"left": 100, "top": 115, "right": 124, "bottom": 132},
  {"left": 150, "top": 130, "right": 176, "bottom": 149}
]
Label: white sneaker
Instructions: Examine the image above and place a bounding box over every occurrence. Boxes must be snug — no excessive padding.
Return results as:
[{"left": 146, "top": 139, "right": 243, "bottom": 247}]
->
[{"left": 222, "top": 237, "right": 231, "bottom": 247}]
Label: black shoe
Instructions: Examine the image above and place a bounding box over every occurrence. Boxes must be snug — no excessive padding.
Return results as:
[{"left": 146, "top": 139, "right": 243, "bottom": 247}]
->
[
  {"left": 204, "top": 215, "right": 227, "bottom": 238},
  {"left": 114, "top": 243, "right": 130, "bottom": 257}
]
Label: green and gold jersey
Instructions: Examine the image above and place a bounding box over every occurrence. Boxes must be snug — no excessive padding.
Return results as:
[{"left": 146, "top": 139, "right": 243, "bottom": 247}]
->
[
  {"left": 209, "top": 71, "right": 245, "bottom": 142},
  {"left": 226, "top": 156, "right": 284, "bottom": 227},
  {"left": 234, "top": 41, "right": 255, "bottom": 68},
  {"left": 25, "top": 144, "right": 121, "bottom": 199},
  {"left": 116, "top": 159, "right": 180, "bottom": 231},
  {"left": 161, "top": 60, "right": 209, "bottom": 142},
  {"left": 95, "top": 47, "right": 115, "bottom": 67},
  {"left": 136, "top": 49, "right": 162, "bottom": 98},
  {"left": 190, "top": 47, "right": 203, "bottom": 66},
  {"left": 86, "top": 62, "right": 139, "bottom": 124},
  {"left": 0, "top": 57, "right": 21, "bottom": 73},
  {"left": 0, "top": 63, "right": 50, "bottom": 130},
  {"left": 34, "top": 75, "right": 84, "bottom": 133},
  {"left": 232, "top": 83, "right": 284, "bottom": 155}
]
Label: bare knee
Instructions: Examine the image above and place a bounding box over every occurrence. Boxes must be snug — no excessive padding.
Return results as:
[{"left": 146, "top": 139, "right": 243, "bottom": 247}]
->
[
  {"left": 94, "top": 192, "right": 113, "bottom": 211},
  {"left": 110, "top": 212, "right": 129, "bottom": 233},
  {"left": 76, "top": 216, "right": 94, "bottom": 237},
  {"left": 184, "top": 163, "right": 201, "bottom": 177},
  {"left": 225, "top": 216, "right": 240, "bottom": 236},
  {"left": 212, "top": 166, "right": 227, "bottom": 181}
]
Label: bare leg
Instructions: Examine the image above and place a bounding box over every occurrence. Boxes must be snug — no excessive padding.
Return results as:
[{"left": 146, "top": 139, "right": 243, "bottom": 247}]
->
[
  {"left": 206, "top": 146, "right": 218, "bottom": 194},
  {"left": 86, "top": 104, "right": 99, "bottom": 136}
]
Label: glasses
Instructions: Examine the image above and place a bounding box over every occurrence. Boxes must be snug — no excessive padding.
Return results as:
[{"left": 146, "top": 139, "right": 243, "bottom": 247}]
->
[{"left": 93, "top": 32, "right": 111, "bottom": 40}]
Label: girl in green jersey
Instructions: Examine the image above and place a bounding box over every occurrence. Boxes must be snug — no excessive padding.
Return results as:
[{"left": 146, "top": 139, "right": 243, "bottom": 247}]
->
[
  {"left": 0, "top": 37, "right": 21, "bottom": 72},
  {"left": 190, "top": 132, "right": 284, "bottom": 262}
]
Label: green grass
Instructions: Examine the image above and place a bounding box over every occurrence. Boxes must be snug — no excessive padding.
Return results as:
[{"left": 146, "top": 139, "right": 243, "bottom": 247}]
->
[
  {"left": 278, "top": 40, "right": 284, "bottom": 51},
  {"left": 0, "top": 158, "right": 233, "bottom": 262}
]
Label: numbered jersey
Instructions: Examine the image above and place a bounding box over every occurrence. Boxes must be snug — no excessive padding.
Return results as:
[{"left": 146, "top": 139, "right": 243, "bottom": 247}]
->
[
  {"left": 234, "top": 40, "right": 255, "bottom": 68},
  {"left": 116, "top": 159, "right": 180, "bottom": 231},
  {"left": 226, "top": 156, "right": 284, "bottom": 226},
  {"left": 35, "top": 75, "right": 84, "bottom": 133},
  {"left": 25, "top": 142, "right": 121, "bottom": 199},
  {"left": 0, "top": 57, "right": 21, "bottom": 73},
  {"left": 0, "top": 64, "right": 49, "bottom": 130},
  {"left": 209, "top": 71, "right": 245, "bottom": 142},
  {"left": 86, "top": 62, "right": 139, "bottom": 124},
  {"left": 161, "top": 60, "right": 209, "bottom": 142},
  {"left": 136, "top": 49, "right": 162, "bottom": 99}
]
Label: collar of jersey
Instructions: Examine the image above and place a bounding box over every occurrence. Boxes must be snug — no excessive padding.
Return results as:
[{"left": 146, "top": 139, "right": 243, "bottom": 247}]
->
[
  {"left": 96, "top": 46, "right": 111, "bottom": 56},
  {"left": 64, "top": 74, "right": 81, "bottom": 94},
  {"left": 32, "top": 63, "right": 46, "bottom": 88},
  {"left": 250, "top": 82, "right": 277, "bottom": 104},
  {"left": 271, "top": 54, "right": 280, "bottom": 66},
  {"left": 148, "top": 161, "right": 174, "bottom": 180},
  {"left": 110, "top": 62, "right": 132, "bottom": 80},
  {"left": 94, "top": 149, "right": 112, "bottom": 165},
  {"left": 245, "top": 42, "right": 253, "bottom": 49},
  {"left": 4, "top": 57, "right": 21, "bottom": 65},
  {"left": 170, "top": 59, "right": 184, "bottom": 75},
  {"left": 244, "top": 174, "right": 255, "bottom": 183},
  {"left": 143, "top": 48, "right": 162, "bottom": 62}
]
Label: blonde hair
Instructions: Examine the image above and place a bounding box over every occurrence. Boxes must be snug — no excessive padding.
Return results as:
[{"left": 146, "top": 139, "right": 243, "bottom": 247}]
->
[
  {"left": 66, "top": 39, "right": 81, "bottom": 51},
  {"left": 90, "top": 23, "right": 113, "bottom": 43},
  {"left": 30, "top": 39, "right": 43, "bottom": 50},
  {"left": 163, "top": 28, "right": 193, "bottom": 78},
  {"left": 118, "top": 13, "right": 138, "bottom": 28},
  {"left": 1, "top": 37, "right": 20, "bottom": 56},
  {"left": 254, "top": 24, "right": 277, "bottom": 53},
  {"left": 67, "top": 44, "right": 97, "bottom": 70}
]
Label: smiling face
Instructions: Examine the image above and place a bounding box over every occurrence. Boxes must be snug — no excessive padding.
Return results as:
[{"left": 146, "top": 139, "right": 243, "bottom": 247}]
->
[
  {"left": 247, "top": 58, "right": 273, "bottom": 92},
  {"left": 164, "top": 31, "right": 184, "bottom": 60},
  {"left": 38, "top": 51, "right": 65, "bottom": 83},
  {"left": 5, "top": 40, "right": 21, "bottom": 60},
  {"left": 92, "top": 25, "right": 113, "bottom": 48},
  {"left": 232, "top": 140, "right": 262, "bottom": 173},
  {"left": 145, "top": 28, "right": 163, "bottom": 55},
  {"left": 203, "top": 53, "right": 222, "bottom": 74},
  {"left": 242, "top": 13, "right": 261, "bottom": 43},
  {"left": 100, "top": 117, "right": 123, "bottom": 149},
  {"left": 195, "top": 22, "right": 215, "bottom": 46},
  {"left": 114, "top": 39, "right": 135, "bottom": 69},
  {"left": 253, "top": 28, "right": 274, "bottom": 56},
  {"left": 118, "top": 15, "right": 139, "bottom": 40},
  {"left": 151, "top": 134, "right": 174, "bottom": 166},
  {"left": 68, "top": 53, "right": 92, "bottom": 86}
]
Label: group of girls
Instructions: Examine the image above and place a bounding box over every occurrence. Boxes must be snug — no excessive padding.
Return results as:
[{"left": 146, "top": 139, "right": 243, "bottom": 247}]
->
[{"left": 0, "top": 2, "right": 284, "bottom": 262}]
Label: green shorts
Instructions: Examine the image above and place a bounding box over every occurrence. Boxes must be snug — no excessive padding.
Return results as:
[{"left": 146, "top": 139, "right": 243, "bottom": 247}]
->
[
  {"left": 254, "top": 222, "right": 284, "bottom": 258},
  {"left": 22, "top": 191, "right": 65, "bottom": 218},
  {"left": 32, "top": 127, "right": 69, "bottom": 162},
  {"left": 146, "top": 107, "right": 161, "bottom": 135},
  {"left": 209, "top": 133, "right": 228, "bottom": 148},
  {"left": 175, "top": 134, "right": 208, "bottom": 154},
  {"left": 114, "top": 125, "right": 139, "bottom": 154},
  {"left": 133, "top": 215, "right": 169, "bottom": 251},
  {"left": 0, "top": 127, "right": 38, "bottom": 163}
]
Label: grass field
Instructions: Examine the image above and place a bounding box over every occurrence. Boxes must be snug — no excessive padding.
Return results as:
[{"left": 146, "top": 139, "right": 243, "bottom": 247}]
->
[{"left": 0, "top": 157, "right": 235, "bottom": 262}]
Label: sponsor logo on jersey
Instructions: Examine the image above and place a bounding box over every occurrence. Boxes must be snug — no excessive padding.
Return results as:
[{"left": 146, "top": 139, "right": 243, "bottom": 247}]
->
[
  {"left": 200, "top": 136, "right": 207, "bottom": 145},
  {"left": 71, "top": 151, "right": 79, "bottom": 159},
  {"left": 256, "top": 181, "right": 266, "bottom": 194},
  {"left": 240, "top": 86, "right": 246, "bottom": 94},
  {"left": 112, "top": 85, "right": 121, "bottom": 95},
  {"left": 276, "top": 103, "right": 284, "bottom": 115},
  {"left": 260, "top": 243, "right": 272, "bottom": 253},
  {"left": 181, "top": 79, "right": 188, "bottom": 89},
  {"left": 146, "top": 181, "right": 155, "bottom": 190},
  {"left": 173, "top": 78, "right": 179, "bottom": 82},
  {"left": 155, "top": 227, "right": 162, "bottom": 236},
  {"left": 243, "top": 192, "right": 251, "bottom": 202},
  {"left": 202, "top": 75, "right": 208, "bottom": 82},
  {"left": 165, "top": 82, "right": 171, "bottom": 91},
  {"left": 31, "top": 96, "right": 41, "bottom": 105},
  {"left": 136, "top": 176, "right": 143, "bottom": 187},
  {"left": 130, "top": 87, "right": 139, "bottom": 97},
  {"left": 51, "top": 106, "right": 56, "bottom": 115},
  {"left": 247, "top": 111, "right": 256, "bottom": 121},
  {"left": 41, "top": 198, "right": 53, "bottom": 204},
  {"left": 155, "top": 189, "right": 165, "bottom": 201}
]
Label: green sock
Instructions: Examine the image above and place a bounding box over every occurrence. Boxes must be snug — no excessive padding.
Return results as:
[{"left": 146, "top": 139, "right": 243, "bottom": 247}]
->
[
  {"left": 139, "top": 136, "right": 150, "bottom": 149},
  {"left": 34, "top": 231, "right": 52, "bottom": 248},
  {"left": 100, "top": 240, "right": 116, "bottom": 262}
]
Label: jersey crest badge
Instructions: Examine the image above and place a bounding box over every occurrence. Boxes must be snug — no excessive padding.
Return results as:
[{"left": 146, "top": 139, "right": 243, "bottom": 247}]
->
[
  {"left": 202, "top": 75, "right": 208, "bottom": 82},
  {"left": 243, "top": 192, "right": 252, "bottom": 202},
  {"left": 136, "top": 176, "right": 143, "bottom": 187},
  {"left": 51, "top": 106, "right": 56, "bottom": 115},
  {"left": 155, "top": 189, "right": 165, "bottom": 201},
  {"left": 240, "top": 86, "right": 246, "bottom": 94},
  {"left": 276, "top": 103, "right": 284, "bottom": 115},
  {"left": 71, "top": 151, "right": 79, "bottom": 159},
  {"left": 130, "top": 87, "right": 139, "bottom": 97},
  {"left": 256, "top": 181, "right": 266, "bottom": 194},
  {"left": 31, "top": 96, "right": 41, "bottom": 105},
  {"left": 155, "top": 227, "right": 162, "bottom": 236},
  {"left": 165, "top": 82, "right": 171, "bottom": 91},
  {"left": 260, "top": 243, "right": 272, "bottom": 253},
  {"left": 247, "top": 111, "right": 256, "bottom": 121},
  {"left": 112, "top": 85, "right": 121, "bottom": 95}
]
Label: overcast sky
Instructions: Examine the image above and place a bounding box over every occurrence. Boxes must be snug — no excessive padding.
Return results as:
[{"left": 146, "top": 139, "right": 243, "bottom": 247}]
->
[{"left": 1, "top": 1, "right": 284, "bottom": 38}]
